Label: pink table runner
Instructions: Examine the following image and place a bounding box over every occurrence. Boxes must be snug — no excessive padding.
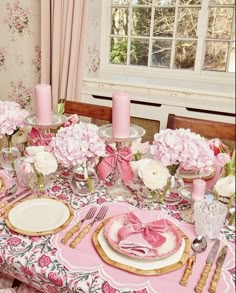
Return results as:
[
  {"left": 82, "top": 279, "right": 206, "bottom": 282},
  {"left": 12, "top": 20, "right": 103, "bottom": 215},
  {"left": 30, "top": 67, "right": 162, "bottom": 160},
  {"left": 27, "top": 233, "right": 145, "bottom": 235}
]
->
[{"left": 51, "top": 202, "right": 235, "bottom": 293}]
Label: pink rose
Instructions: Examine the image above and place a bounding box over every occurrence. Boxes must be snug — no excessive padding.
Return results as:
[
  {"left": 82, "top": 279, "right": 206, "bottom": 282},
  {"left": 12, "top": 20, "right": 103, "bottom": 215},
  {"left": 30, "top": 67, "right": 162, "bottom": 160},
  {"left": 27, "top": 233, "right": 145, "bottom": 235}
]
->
[
  {"left": 46, "top": 285, "right": 59, "bottom": 293},
  {"left": 97, "top": 197, "right": 107, "bottom": 204},
  {"left": 216, "top": 153, "right": 231, "bottom": 166},
  {"left": 0, "top": 256, "right": 3, "bottom": 264},
  {"left": 7, "top": 237, "right": 21, "bottom": 246},
  {"left": 52, "top": 185, "right": 61, "bottom": 192},
  {"left": 39, "top": 255, "right": 52, "bottom": 267},
  {"left": 21, "top": 266, "right": 33, "bottom": 278},
  {"left": 101, "top": 281, "right": 116, "bottom": 293},
  {"left": 48, "top": 272, "right": 63, "bottom": 287},
  {"left": 209, "top": 138, "right": 229, "bottom": 155}
]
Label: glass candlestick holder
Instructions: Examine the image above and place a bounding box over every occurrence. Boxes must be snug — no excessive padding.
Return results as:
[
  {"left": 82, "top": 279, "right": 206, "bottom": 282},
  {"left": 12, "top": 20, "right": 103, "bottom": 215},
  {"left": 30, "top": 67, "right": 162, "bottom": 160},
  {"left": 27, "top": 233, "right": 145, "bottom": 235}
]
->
[{"left": 98, "top": 124, "right": 145, "bottom": 201}]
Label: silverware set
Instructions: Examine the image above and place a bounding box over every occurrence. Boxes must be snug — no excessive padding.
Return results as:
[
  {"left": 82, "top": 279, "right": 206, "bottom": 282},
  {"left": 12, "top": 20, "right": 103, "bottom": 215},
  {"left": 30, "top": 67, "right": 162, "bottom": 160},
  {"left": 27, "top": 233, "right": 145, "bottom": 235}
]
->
[
  {"left": 0, "top": 187, "right": 32, "bottom": 217},
  {"left": 180, "top": 238, "right": 228, "bottom": 293},
  {"left": 61, "top": 205, "right": 108, "bottom": 248}
]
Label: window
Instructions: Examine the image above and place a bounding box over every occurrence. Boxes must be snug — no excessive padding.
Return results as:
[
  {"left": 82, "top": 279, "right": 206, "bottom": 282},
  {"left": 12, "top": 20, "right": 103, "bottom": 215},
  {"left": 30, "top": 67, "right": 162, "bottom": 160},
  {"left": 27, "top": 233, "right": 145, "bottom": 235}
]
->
[{"left": 104, "top": 0, "right": 235, "bottom": 74}]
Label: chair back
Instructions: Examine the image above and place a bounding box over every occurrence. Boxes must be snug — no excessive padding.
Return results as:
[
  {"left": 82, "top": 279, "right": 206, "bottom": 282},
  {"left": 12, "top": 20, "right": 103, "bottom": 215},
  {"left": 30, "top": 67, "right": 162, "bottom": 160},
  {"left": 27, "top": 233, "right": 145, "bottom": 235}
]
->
[
  {"left": 64, "top": 100, "right": 112, "bottom": 124},
  {"left": 167, "top": 114, "right": 235, "bottom": 147}
]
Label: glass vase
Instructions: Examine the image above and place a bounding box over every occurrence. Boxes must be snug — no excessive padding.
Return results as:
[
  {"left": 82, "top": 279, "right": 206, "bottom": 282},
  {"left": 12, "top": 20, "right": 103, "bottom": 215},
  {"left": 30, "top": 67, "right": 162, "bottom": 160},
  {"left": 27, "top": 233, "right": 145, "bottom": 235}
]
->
[
  {"left": 0, "top": 135, "right": 20, "bottom": 171},
  {"left": 70, "top": 165, "right": 98, "bottom": 196},
  {"left": 165, "top": 164, "right": 184, "bottom": 204},
  {"left": 29, "top": 171, "right": 50, "bottom": 197}
]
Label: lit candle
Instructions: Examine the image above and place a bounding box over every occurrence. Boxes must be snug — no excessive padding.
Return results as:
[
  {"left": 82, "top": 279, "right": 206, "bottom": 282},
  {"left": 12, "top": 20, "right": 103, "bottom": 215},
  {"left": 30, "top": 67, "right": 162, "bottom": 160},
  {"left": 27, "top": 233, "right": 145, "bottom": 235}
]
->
[
  {"left": 112, "top": 92, "right": 130, "bottom": 138},
  {"left": 35, "top": 84, "right": 52, "bottom": 125},
  {"left": 191, "top": 179, "right": 206, "bottom": 201}
]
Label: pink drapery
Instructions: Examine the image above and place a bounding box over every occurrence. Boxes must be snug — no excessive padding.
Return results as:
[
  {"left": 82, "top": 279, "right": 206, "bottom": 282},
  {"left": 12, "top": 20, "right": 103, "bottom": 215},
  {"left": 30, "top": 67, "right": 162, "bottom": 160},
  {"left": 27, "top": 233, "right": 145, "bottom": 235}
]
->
[{"left": 40, "top": 0, "right": 88, "bottom": 110}]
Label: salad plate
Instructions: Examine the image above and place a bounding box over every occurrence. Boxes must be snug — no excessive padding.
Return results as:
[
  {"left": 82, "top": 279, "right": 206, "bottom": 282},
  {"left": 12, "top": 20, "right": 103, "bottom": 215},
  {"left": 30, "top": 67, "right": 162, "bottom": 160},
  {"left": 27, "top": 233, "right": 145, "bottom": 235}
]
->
[
  {"left": 5, "top": 197, "right": 73, "bottom": 236},
  {"left": 103, "top": 213, "right": 182, "bottom": 260}
]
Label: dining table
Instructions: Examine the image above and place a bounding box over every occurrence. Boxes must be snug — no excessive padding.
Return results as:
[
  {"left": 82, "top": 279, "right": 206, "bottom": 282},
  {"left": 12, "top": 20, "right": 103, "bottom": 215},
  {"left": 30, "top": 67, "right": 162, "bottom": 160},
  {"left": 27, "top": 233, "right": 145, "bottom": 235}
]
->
[{"left": 0, "top": 165, "right": 235, "bottom": 293}]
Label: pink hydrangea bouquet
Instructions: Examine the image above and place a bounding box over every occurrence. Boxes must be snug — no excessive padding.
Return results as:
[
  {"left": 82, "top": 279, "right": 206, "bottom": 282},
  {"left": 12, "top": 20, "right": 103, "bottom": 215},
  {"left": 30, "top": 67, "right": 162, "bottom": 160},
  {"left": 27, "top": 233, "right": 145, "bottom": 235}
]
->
[
  {"left": 150, "top": 128, "right": 216, "bottom": 173},
  {"left": 0, "top": 101, "right": 29, "bottom": 139},
  {"left": 50, "top": 122, "right": 106, "bottom": 168}
]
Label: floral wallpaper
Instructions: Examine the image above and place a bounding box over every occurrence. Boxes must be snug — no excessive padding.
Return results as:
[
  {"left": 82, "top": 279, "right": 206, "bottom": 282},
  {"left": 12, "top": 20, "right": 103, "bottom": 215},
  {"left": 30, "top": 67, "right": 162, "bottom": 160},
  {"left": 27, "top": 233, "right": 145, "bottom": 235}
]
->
[
  {"left": 0, "top": 0, "right": 101, "bottom": 110},
  {"left": 0, "top": 0, "right": 40, "bottom": 111}
]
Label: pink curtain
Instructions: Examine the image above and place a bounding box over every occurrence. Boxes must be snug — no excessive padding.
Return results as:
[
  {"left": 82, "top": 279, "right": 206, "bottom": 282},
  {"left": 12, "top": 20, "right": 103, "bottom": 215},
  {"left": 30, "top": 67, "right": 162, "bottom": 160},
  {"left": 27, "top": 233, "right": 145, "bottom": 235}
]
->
[{"left": 40, "top": 0, "right": 88, "bottom": 110}]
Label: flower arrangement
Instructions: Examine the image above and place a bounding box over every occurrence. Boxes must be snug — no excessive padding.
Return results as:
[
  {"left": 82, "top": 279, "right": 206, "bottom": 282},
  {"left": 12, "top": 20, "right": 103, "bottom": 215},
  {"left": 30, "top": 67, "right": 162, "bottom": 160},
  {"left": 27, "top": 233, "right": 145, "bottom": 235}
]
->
[
  {"left": 150, "top": 128, "right": 216, "bottom": 173},
  {"left": 0, "top": 101, "right": 29, "bottom": 139},
  {"left": 0, "top": 101, "right": 29, "bottom": 170},
  {"left": 50, "top": 122, "right": 106, "bottom": 169},
  {"left": 19, "top": 146, "right": 58, "bottom": 194}
]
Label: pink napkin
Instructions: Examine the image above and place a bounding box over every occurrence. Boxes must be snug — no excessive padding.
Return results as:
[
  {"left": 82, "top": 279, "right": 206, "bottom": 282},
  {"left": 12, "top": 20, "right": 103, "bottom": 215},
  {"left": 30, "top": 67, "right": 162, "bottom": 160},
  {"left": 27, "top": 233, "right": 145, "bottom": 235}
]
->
[{"left": 117, "top": 212, "right": 167, "bottom": 257}]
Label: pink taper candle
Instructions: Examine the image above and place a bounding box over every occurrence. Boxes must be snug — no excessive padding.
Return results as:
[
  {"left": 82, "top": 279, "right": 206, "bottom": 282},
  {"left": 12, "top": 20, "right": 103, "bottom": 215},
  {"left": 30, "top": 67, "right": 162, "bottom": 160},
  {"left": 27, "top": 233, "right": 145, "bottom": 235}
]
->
[
  {"left": 112, "top": 92, "right": 130, "bottom": 138},
  {"left": 191, "top": 179, "right": 206, "bottom": 201},
  {"left": 35, "top": 84, "right": 52, "bottom": 125}
]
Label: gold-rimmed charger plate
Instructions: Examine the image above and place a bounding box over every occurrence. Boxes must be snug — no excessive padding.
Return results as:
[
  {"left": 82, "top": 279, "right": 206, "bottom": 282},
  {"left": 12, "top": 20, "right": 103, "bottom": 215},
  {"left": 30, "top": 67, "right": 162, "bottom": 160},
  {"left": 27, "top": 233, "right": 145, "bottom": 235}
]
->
[
  {"left": 93, "top": 218, "right": 191, "bottom": 276},
  {"left": 5, "top": 197, "right": 74, "bottom": 236}
]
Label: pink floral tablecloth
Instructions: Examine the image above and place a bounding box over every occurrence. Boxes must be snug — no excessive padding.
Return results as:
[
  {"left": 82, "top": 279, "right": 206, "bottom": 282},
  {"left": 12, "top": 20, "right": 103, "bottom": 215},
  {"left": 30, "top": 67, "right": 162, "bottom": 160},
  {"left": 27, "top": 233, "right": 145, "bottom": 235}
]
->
[{"left": 0, "top": 168, "right": 235, "bottom": 293}]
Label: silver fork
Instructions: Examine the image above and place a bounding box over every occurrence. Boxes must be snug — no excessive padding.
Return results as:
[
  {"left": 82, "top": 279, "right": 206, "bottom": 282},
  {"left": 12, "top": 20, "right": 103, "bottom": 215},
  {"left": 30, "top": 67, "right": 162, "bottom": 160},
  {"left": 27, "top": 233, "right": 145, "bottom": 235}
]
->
[
  {"left": 70, "top": 205, "right": 108, "bottom": 248},
  {"left": 61, "top": 206, "right": 97, "bottom": 244}
]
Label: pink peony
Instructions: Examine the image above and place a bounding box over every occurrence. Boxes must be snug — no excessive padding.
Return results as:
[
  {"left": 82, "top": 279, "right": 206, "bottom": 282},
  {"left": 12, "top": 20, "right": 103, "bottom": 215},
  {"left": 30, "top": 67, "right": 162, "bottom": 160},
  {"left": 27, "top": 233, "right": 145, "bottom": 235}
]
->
[{"left": 7, "top": 237, "right": 21, "bottom": 246}]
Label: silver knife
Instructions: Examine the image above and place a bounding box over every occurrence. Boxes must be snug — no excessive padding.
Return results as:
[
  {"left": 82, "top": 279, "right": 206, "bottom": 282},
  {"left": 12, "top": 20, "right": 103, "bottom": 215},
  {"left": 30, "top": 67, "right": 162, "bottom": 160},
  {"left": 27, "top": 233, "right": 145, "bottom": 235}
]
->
[
  {"left": 208, "top": 246, "right": 228, "bottom": 293},
  {"left": 0, "top": 188, "right": 31, "bottom": 209},
  {"left": 194, "top": 239, "right": 221, "bottom": 293}
]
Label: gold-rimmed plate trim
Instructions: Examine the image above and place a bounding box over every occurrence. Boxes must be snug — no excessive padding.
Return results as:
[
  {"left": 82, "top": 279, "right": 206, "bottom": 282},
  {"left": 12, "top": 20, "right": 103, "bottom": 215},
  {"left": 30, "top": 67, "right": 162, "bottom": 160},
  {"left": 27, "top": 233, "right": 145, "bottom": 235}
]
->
[
  {"left": 0, "top": 176, "right": 6, "bottom": 194},
  {"left": 93, "top": 218, "right": 191, "bottom": 276},
  {"left": 5, "top": 197, "right": 74, "bottom": 236}
]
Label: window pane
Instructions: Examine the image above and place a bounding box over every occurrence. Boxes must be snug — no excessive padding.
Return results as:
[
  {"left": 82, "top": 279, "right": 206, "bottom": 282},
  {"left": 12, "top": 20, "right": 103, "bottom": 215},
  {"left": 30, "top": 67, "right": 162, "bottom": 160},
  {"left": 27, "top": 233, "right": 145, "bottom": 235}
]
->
[
  {"left": 177, "top": 8, "right": 199, "bottom": 38},
  {"left": 132, "top": 0, "right": 153, "bottom": 5},
  {"left": 180, "top": 0, "right": 201, "bottom": 4},
  {"left": 130, "top": 38, "right": 149, "bottom": 65},
  {"left": 228, "top": 42, "right": 235, "bottom": 72},
  {"left": 207, "top": 8, "right": 233, "bottom": 39},
  {"left": 151, "top": 39, "right": 172, "bottom": 67},
  {"left": 132, "top": 8, "right": 152, "bottom": 36},
  {"left": 153, "top": 8, "right": 175, "bottom": 37},
  {"left": 111, "top": 8, "right": 129, "bottom": 36},
  {"left": 174, "top": 40, "right": 197, "bottom": 69},
  {"left": 110, "top": 38, "right": 128, "bottom": 64},
  {"left": 153, "top": 0, "right": 176, "bottom": 5},
  {"left": 112, "top": 0, "right": 129, "bottom": 5},
  {"left": 210, "top": 0, "right": 235, "bottom": 4},
  {"left": 203, "top": 41, "right": 228, "bottom": 71}
]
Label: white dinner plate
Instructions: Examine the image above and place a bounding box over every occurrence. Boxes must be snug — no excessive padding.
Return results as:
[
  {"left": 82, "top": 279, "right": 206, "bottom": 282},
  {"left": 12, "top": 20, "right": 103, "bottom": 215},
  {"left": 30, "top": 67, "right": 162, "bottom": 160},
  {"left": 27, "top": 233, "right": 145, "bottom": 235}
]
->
[{"left": 5, "top": 197, "right": 73, "bottom": 236}]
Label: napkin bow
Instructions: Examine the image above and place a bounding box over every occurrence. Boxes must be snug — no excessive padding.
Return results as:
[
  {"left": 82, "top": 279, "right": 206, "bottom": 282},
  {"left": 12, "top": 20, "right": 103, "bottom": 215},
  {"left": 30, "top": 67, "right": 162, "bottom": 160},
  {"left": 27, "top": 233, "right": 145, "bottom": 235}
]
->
[
  {"left": 118, "top": 212, "right": 167, "bottom": 248},
  {"left": 97, "top": 144, "right": 134, "bottom": 184},
  {"left": 30, "top": 128, "right": 54, "bottom": 146}
]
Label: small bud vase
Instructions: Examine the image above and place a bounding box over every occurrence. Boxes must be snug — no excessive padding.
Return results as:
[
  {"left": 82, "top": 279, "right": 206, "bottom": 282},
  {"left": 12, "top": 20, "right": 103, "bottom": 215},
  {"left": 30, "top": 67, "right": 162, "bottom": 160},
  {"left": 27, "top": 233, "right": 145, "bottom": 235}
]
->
[
  {"left": 70, "top": 165, "right": 98, "bottom": 196},
  {"left": 0, "top": 135, "right": 20, "bottom": 171}
]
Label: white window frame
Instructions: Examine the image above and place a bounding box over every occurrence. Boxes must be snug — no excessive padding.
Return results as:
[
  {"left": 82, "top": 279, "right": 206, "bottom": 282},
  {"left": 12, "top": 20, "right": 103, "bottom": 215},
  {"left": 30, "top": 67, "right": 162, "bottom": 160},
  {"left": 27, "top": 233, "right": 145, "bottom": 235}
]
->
[{"left": 82, "top": 0, "right": 235, "bottom": 124}]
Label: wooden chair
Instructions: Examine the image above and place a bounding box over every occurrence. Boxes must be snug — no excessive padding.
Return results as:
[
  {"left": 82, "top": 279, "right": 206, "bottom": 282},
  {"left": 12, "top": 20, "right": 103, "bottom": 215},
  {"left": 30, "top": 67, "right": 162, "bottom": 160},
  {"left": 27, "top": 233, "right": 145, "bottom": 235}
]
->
[
  {"left": 64, "top": 100, "right": 112, "bottom": 124},
  {"left": 167, "top": 113, "right": 236, "bottom": 149}
]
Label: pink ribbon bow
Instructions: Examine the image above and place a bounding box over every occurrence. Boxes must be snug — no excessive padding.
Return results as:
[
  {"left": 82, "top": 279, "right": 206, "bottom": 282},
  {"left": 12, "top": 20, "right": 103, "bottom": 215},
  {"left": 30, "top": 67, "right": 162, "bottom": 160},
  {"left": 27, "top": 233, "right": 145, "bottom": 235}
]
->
[
  {"left": 97, "top": 144, "right": 134, "bottom": 185},
  {"left": 118, "top": 212, "right": 167, "bottom": 248},
  {"left": 30, "top": 128, "right": 54, "bottom": 146}
]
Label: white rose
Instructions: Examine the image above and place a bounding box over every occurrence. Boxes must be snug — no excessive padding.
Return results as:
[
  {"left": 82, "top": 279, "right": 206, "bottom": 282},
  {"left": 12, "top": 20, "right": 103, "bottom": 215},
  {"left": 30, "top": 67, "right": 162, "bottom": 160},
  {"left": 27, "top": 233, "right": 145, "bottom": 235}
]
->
[
  {"left": 138, "top": 160, "right": 169, "bottom": 190},
  {"left": 34, "top": 151, "right": 58, "bottom": 175},
  {"left": 130, "top": 158, "right": 153, "bottom": 177},
  {"left": 214, "top": 176, "right": 235, "bottom": 197}
]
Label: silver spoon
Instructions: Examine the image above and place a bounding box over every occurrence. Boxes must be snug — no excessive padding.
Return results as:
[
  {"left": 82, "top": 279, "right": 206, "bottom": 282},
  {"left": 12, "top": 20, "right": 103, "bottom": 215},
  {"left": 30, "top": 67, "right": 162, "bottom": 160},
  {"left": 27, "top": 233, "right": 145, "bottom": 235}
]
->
[
  {"left": 180, "top": 235, "right": 207, "bottom": 286},
  {"left": 4, "top": 183, "right": 18, "bottom": 197}
]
